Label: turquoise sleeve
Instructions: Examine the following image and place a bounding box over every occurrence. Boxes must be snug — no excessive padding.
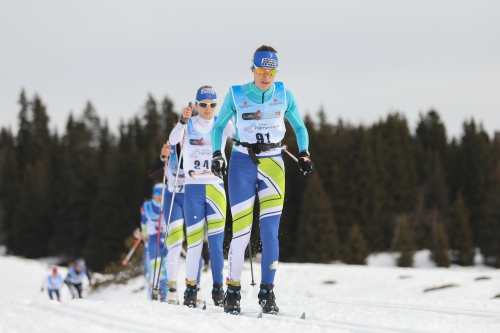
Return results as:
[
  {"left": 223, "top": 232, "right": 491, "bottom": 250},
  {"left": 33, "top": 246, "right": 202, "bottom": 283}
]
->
[
  {"left": 284, "top": 89, "right": 309, "bottom": 152},
  {"left": 212, "top": 91, "right": 237, "bottom": 153}
]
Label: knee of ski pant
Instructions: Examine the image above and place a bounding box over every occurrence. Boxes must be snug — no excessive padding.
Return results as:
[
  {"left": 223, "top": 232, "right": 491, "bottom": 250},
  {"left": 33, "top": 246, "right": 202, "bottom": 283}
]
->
[{"left": 260, "top": 221, "right": 279, "bottom": 245}]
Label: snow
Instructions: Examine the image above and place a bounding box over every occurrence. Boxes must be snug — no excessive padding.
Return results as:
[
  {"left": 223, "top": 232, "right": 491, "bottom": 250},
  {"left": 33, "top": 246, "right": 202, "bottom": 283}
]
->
[{"left": 1, "top": 252, "right": 499, "bottom": 333}]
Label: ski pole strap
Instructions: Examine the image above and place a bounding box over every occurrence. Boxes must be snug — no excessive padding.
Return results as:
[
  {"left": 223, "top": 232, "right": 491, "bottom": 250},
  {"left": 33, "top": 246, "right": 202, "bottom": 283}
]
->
[{"left": 233, "top": 139, "right": 281, "bottom": 165}]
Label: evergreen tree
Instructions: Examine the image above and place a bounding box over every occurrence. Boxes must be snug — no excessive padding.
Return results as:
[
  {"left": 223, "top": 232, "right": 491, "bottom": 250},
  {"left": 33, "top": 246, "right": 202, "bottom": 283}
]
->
[
  {"left": 372, "top": 114, "right": 418, "bottom": 215},
  {"left": 454, "top": 121, "right": 500, "bottom": 267},
  {"left": 447, "top": 192, "right": 475, "bottom": 266},
  {"left": 394, "top": 216, "right": 417, "bottom": 267},
  {"left": 87, "top": 148, "right": 130, "bottom": 270},
  {"left": 342, "top": 223, "right": 369, "bottom": 265},
  {"left": 0, "top": 130, "right": 19, "bottom": 249},
  {"left": 51, "top": 109, "right": 100, "bottom": 256},
  {"left": 415, "top": 110, "right": 447, "bottom": 159},
  {"left": 432, "top": 223, "right": 450, "bottom": 267},
  {"left": 295, "top": 170, "right": 339, "bottom": 263},
  {"left": 10, "top": 162, "right": 51, "bottom": 257},
  {"left": 160, "top": 95, "right": 179, "bottom": 138}
]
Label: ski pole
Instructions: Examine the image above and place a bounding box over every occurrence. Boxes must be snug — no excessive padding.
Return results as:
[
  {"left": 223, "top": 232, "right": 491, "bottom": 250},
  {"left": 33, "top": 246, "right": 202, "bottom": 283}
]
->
[
  {"left": 280, "top": 144, "right": 298, "bottom": 162},
  {"left": 122, "top": 237, "right": 142, "bottom": 266},
  {"left": 151, "top": 140, "right": 170, "bottom": 300},
  {"left": 248, "top": 239, "right": 256, "bottom": 287},
  {"left": 153, "top": 102, "right": 190, "bottom": 294}
]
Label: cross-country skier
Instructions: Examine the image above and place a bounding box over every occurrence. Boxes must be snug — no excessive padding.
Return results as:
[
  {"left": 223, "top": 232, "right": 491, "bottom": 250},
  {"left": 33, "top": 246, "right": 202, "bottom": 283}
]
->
[
  {"left": 169, "top": 86, "right": 235, "bottom": 308},
  {"left": 41, "top": 267, "right": 63, "bottom": 302},
  {"left": 139, "top": 183, "right": 172, "bottom": 301},
  {"left": 211, "top": 45, "right": 314, "bottom": 315},
  {"left": 65, "top": 258, "right": 92, "bottom": 299},
  {"left": 132, "top": 228, "right": 151, "bottom": 290},
  {"left": 148, "top": 144, "right": 203, "bottom": 304}
]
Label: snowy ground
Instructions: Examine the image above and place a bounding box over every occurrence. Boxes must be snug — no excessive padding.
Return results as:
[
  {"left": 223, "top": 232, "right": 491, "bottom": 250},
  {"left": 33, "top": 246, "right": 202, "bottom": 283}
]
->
[{"left": 1, "top": 251, "right": 499, "bottom": 333}]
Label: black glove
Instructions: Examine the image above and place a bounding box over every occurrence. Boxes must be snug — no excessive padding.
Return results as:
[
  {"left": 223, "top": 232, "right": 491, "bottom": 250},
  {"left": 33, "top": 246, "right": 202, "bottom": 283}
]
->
[
  {"left": 211, "top": 150, "right": 227, "bottom": 179},
  {"left": 298, "top": 151, "right": 314, "bottom": 176}
]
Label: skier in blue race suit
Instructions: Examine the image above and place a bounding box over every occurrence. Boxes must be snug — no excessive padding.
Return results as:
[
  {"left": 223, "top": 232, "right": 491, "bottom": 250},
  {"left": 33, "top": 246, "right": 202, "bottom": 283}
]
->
[
  {"left": 211, "top": 45, "right": 314, "bottom": 315},
  {"left": 65, "top": 258, "right": 92, "bottom": 299}
]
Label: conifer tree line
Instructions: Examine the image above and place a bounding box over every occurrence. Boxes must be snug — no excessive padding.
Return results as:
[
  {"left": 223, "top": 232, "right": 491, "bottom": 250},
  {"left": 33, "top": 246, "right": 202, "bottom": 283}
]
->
[{"left": 1, "top": 90, "right": 500, "bottom": 271}]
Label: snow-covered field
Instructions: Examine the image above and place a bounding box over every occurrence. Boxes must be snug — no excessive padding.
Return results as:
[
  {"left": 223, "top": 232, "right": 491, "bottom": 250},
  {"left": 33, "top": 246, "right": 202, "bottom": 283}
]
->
[{"left": 1, "top": 251, "right": 499, "bottom": 333}]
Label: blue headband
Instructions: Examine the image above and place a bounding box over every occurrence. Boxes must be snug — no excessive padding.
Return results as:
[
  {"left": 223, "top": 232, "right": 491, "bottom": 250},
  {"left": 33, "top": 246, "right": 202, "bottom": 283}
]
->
[
  {"left": 196, "top": 87, "right": 217, "bottom": 102},
  {"left": 153, "top": 183, "right": 163, "bottom": 195},
  {"left": 253, "top": 51, "right": 279, "bottom": 68}
]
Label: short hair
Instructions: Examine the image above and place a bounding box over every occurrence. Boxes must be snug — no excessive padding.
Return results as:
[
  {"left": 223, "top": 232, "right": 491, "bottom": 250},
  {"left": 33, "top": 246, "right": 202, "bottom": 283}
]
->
[{"left": 255, "top": 45, "right": 278, "bottom": 53}]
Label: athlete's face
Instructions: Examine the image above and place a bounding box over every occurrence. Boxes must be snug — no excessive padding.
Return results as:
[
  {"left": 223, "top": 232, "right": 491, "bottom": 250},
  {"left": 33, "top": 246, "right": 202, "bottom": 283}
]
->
[
  {"left": 196, "top": 99, "right": 217, "bottom": 120},
  {"left": 252, "top": 66, "right": 276, "bottom": 91},
  {"left": 153, "top": 193, "right": 162, "bottom": 204}
]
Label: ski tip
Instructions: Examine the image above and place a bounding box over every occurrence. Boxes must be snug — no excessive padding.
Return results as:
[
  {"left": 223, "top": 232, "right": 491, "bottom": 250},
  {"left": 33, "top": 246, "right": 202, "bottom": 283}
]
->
[
  {"left": 300, "top": 312, "right": 305, "bottom": 320},
  {"left": 202, "top": 305, "right": 206, "bottom": 310},
  {"left": 257, "top": 312, "right": 263, "bottom": 319}
]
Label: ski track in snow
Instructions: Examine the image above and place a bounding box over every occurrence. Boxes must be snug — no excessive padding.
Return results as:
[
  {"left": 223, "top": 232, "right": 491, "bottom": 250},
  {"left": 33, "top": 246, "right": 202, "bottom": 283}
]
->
[{"left": 1, "top": 252, "right": 500, "bottom": 333}]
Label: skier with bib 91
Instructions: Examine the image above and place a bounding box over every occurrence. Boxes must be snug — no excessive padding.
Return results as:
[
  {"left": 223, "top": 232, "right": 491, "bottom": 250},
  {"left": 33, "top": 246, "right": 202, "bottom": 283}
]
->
[
  {"left": 169, "top": 86, "right": 234, "bottom": 308},
  {"left": 211, "top": 46, "right": 314, "bottom": 315}
]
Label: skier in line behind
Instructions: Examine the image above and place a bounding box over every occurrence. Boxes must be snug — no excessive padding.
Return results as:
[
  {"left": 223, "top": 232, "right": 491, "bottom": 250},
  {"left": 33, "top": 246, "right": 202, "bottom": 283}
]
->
[
  {"left": 169, "top": 86, "right": 235, "bottom": 308},
  {"left": 139, "top": 183, "right": 169, "bottom": 301},
  {"left": 41, "top": 267, "right": 63, "bottom": 302},
  {"left": 211, "top": 45, "right": 313, "bottom": 315},
  {"left": 132, "top": 228, "right": 151, "bottom": 291},
  {"left": 65, "top": 258, "right": 92, "bottom": 299},
  {"left": 148, "top": 149, "right": 203, "bottom": 304}
]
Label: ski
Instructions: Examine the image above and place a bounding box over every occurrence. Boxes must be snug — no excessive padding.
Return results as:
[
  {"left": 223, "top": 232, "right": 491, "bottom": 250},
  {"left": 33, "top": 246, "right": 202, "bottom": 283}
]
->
[{"left": 257, "top": 311, "right": 305, "bottom": 319}]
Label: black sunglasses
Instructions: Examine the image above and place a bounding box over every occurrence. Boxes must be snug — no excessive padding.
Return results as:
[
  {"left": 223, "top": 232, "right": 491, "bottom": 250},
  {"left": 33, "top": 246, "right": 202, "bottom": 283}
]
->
[{"left": 198, "top": 102, "right": 217, "bottom": 108}]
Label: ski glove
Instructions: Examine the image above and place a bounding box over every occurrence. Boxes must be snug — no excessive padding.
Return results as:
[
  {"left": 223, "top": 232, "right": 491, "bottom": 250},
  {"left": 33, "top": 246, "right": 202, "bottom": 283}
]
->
[
  {"left": 298, "top": 151, "right": 314, "bottom": 176},
  {"left": 211, "top": 150, "right": 227, "bottom": 179}
]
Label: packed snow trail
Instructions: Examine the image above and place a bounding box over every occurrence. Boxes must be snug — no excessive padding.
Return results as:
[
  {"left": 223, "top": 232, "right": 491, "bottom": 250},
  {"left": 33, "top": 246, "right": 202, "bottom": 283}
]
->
[{"left": 1, "top": 252, "right": 500, "bottom": 332}]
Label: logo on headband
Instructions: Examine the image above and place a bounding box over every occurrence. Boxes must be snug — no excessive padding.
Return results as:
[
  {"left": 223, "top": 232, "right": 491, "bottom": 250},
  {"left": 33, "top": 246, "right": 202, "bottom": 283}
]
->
[
  {"left": 200, "top": 88, "right": 215, "bottom": 94},
  {"left": 261, "top": 58, "right": 277, "bottom": 68}
]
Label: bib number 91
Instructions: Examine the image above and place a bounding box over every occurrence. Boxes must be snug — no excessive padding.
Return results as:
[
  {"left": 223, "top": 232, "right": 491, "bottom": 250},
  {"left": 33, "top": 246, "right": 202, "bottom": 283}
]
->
[{"left": 256, "top": 133, "right": 270, "bottom": 144}]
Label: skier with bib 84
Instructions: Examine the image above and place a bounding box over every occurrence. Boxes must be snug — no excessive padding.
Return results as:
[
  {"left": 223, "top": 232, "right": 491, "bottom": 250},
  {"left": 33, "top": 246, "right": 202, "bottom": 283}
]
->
[
  {"left": 211, "top": 46, "right": 314, "bottom": 315},
  {"left": 169, "top": 86, "right": 234, "bottom": 308}
]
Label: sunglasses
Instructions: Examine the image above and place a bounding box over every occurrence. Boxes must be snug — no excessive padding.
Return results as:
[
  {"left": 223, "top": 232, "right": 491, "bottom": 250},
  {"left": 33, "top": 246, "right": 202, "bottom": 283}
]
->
[
  {"left": 197, "top": 102, "right": 217, "bottom": 108},
  {"left": 253, "top": 65, "right": 279, "bottom": 76}
]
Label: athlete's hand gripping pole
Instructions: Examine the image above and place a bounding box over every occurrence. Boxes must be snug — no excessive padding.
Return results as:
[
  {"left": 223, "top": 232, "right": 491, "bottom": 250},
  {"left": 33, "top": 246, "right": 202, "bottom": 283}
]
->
[
  {"left": 153, "top": 103, "right": 190, "bottom": 296},
  {"left": 122, "top": 237, "right": 142, "bottom": 266},
  {"left": 151, "top": 140, "right": 170, "bottom": 300},
  {"left": 280, "top": 145, "right": 314, "bottom": 176}
]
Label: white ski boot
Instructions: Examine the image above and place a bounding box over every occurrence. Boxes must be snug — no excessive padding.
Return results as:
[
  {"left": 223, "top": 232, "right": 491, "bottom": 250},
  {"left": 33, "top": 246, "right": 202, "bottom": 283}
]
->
[{"left": 166, "top": 288, "right": 179, "bottom": 305}]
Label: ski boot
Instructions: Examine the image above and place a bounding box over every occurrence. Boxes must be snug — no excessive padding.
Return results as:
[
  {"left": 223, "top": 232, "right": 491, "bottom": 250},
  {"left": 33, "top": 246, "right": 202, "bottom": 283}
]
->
[
  {"left": 212, "top": 283, "right": 224, "bottom": 307},
  {"left": 258, "top": 283, "right": 279, "bottom": 315},
  {"left": 183, "top": 284, "right": 197, "bottom": 308},
  {"left": 224, "top": 284, "right": 241, "bottom": 314},
  {"left": 166, "top": 287, "right": 179, "bottom": 305},
  {"left": 196, "top": 287, "right": 206, "bottom": 306}
]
